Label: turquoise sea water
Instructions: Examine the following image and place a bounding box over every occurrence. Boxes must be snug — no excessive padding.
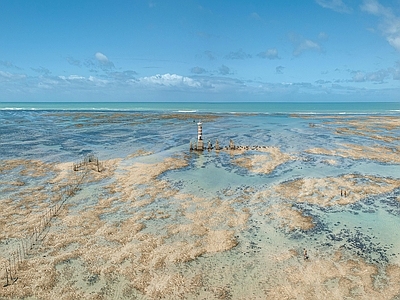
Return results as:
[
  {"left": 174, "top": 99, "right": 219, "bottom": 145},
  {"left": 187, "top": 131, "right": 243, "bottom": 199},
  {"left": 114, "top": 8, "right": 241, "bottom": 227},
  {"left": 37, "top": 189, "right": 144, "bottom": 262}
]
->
[
  {"left": 1, "top": 102, "right": 400, "bottom": 298},
  {"left": 1, "top": 101, "right": 400, "bottom": 114}
]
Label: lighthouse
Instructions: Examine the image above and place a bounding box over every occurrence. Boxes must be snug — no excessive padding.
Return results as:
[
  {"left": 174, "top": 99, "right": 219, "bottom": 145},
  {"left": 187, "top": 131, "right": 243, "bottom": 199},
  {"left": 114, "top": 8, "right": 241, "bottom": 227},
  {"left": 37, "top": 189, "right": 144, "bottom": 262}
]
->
[{"left": 197, "top": 121, "right": 204, "bottom": 150}]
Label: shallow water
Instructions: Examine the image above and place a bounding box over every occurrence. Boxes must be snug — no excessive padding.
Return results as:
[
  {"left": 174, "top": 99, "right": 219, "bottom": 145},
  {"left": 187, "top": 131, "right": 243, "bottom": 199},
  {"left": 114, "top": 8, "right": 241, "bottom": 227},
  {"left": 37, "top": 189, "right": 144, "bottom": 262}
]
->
[{"left": 1, "top": 107, "right": 400, "bottom": 299}]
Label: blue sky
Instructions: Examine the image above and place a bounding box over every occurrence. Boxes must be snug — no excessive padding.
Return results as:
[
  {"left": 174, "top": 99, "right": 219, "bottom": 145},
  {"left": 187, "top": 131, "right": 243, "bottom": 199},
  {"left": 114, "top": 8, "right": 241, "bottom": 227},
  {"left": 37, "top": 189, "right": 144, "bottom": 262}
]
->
[{"left": 0, "top": 0, "right": 399, "bottom": 102}]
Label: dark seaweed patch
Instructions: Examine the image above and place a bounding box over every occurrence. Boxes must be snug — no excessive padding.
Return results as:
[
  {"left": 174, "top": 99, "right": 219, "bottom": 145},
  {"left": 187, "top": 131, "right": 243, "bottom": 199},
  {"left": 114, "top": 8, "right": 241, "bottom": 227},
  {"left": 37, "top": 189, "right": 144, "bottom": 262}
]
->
[
  {"left": 329, "top": 228, "right": 390, "bottom": 264},
  {"left": 381, "top": 195, "right": 400, "bottom": 216}
]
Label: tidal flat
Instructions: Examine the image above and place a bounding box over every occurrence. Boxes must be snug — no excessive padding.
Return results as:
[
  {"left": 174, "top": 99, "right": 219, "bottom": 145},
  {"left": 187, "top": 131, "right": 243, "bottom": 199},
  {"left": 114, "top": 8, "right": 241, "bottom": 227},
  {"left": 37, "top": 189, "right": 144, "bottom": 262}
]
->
[{"left": 1, "top": 111, "right": 400, "bottom": 299}]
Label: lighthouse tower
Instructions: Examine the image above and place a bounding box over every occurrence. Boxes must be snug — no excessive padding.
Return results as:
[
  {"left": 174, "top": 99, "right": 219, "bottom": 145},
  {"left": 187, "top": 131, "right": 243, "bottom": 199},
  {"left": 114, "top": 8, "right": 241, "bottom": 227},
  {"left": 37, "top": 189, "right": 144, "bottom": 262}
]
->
[{"left": 197, "top": 121, "right": 204, "bottom": 151}]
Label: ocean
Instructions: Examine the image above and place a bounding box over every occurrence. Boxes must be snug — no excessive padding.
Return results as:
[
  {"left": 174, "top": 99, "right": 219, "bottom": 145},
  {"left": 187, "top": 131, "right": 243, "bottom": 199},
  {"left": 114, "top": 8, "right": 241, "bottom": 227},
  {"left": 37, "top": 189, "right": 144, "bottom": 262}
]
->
[
  {"left": 1, "top": 102, "right": 400, "bottom": 299},
  {"left": 1, "top": 101, "right": 400, "bottom": 114}
]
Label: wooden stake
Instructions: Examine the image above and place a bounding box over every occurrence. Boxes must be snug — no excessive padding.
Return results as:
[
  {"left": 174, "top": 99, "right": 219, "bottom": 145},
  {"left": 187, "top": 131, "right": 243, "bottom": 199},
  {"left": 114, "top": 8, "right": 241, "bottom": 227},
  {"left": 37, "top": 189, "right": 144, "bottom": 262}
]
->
[
  {"left": 13, "top": 253, "right": 16, "bottom": 272},
  {"left": 19, "top": 245, "right": 23, "bottom": 264},
  {"left": 8, "top": 258, "right": 13, "bottom": 281},
  {"left": 22, "top": 241, "right": 25, "bottom": 258},
  {"left": 17, "top": 248, "right": 20, "bottom": 266},
  {"left": 4, "top": 265, "right": 9, "bottom": 287}
]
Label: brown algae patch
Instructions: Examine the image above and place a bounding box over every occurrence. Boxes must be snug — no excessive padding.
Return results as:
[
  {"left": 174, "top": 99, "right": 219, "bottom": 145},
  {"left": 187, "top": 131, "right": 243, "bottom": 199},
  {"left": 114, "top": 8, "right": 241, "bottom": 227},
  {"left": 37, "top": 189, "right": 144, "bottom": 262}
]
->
[
  {"left": 170, "top": 194, "right": 249, "bottom": 255},
  {"left": 114, "top": 155, "right": 189, "bottom": 207},
  {"left": 295, "top": 115, "right": 400, "bottom": 143},
  {"left": 269, "top": 174, "right": 400, "bottom": 207},
  {"left": 232, "top": 146, "right": 295, "bottom": 174},
  {"left": 266, "top": 251, "right": 400, "bottom": 299},
  {"left": 265, "top": 203, "right": 314, "bottom": 231},
  {"left": 0, "top": 159, "right": 56, "bottom": 177},
  {"left": 0, "top": 160, "right": 70, "bottom": 240},
  {"left": 307, "top": 143, "right": 400, "bottom": 164},
  {"left": 126, "top": 149, "right": 153, "bottom": 159},
  {"left": 1, "top": 151, "right": 252, "bottom": 299},
  {"left": 2, "top": 150, "right": 399, "bottom": 299},
  {"left": 327, "top": 116, "right": 400, "bottom": 142}
]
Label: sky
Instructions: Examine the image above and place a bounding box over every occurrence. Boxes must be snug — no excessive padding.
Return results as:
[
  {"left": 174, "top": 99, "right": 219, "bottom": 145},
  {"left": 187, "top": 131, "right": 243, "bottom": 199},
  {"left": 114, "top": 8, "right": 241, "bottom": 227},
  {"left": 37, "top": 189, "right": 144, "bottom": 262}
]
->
[{"left": 0, "top": 0, "right": 400, "bottom": 102}]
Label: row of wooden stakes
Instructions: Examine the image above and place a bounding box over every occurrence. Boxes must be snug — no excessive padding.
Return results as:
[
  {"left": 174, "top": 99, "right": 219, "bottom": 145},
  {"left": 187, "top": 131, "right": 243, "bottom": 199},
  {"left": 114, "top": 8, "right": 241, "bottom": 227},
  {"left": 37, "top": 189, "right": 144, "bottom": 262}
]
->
[{"left": 3, "top": 164, "right": 88, "bottom": 287}]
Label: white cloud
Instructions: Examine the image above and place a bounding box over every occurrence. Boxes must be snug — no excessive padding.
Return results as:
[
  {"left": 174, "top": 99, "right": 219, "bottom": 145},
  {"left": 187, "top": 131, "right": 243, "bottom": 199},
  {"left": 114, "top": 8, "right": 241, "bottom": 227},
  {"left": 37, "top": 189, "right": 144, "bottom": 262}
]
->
[
  {"left": 318, "top": 32, "right": 329, "bottom": 40},
  {"left": 393, "top": 61, "right": 400, "bottom": 80},
  {"left": 58, "top": 74, "right": 109, "bottom": 86},
  {"left": 361, "top": 0, "right": 400, "bottom": 52},
  {"left": 0, "top": 70, "right": 26, "bottom": 80},
  {"left": 388, "top": 36, "right": 400, "bottom": 51},
  {"left": 293, "top": 39, "right": 322, "bottom": 56},
  {"left": 352, "top": 71, "right": 366, "bottom": 82},
  {"left": 88, "top": 76, "right": 108, "bottom": 85},
  {"left": 225, "top": 49, "right": 252, "bottom": 60},
  {"left": 360, "top": 0, "right": 389, "bottom": 16},
  {"left": 257, "top": 48, "right": 280, "bottom": 59},
  {"left": 288, "top": 33, "right": 323, "bottom": 57},
  {"left": 67, "top": 75, "right": 85, "bottom": 80},
  {"left": 108, "top": 70, "right": 137, "bottom": 81},
  {"left": 250, "top": 12, "right": 262, "bottom": 20},
  {"left": 315, "top": 0, "right": 352, "bottom": 13},
  {"left": 140, "top": 73, "right": 202, "bottom": 88},
  {"left": 348, "top": 65, "right": 400, "bottom": 82},
  {"left": 0, "top": 70, "right": 14, "bottom": 79},
  {"left": 95, "top": 52, "right": 109, "bottom": 63},
  {"left": 94, "top": 52, "right": 115, "bottom": 69},
  {"left": 59, "top": 75, "right": 86, "bottom": 82}
]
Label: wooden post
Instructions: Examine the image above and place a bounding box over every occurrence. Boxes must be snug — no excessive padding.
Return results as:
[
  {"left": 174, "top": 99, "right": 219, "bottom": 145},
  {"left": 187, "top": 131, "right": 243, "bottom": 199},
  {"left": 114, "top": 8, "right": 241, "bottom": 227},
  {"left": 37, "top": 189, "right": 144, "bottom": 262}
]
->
[
  {"left": 26, "top": 237, "right": 30, "bottom": 252},
  {"left": 8, "top": 258, "right": 13, "bottom": 281},
  {"left": 17, "top": 248, "right": 20, "bottom": 266},
  {"left": 19, "top": 245, "right": 23, "bottom": 264},
  {"left": 22, "top": 241, "right": 25, "bottom": 259},
  {"left": 13, "top": 254, "right": 18, "bottom": 279},
  {"left": 16, "top": 249, "right": 19, "bottom": 267},
  {"left": 13, "top": 253, "right": 16, "bottom": 272},
  {"left": 4, "top": 264, "right": 9, "bottom": 287}
]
